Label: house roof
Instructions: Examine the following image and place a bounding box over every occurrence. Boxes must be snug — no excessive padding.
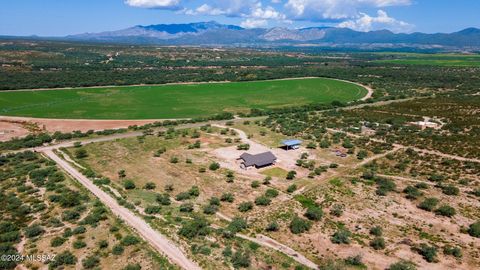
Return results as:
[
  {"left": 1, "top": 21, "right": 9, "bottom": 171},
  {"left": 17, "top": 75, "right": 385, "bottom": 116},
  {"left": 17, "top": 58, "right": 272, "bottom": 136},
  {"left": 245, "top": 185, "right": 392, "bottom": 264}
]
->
[
  {"left": 240, "top": 152, "right": 277, "bottom": 167},
  {"left": 282, "top": 139, "right": 302, "bottom": 146}
]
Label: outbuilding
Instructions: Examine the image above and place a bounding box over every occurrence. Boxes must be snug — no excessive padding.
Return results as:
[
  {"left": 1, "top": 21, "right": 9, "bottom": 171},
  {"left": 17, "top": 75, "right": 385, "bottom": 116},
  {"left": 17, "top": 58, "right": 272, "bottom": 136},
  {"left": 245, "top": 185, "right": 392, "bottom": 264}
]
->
[
  {"left": 239, "top": 152, "right": 277, "bottom": 169},
  {"left": 281, "top": 139, "right": 302, "bottom": 150}
]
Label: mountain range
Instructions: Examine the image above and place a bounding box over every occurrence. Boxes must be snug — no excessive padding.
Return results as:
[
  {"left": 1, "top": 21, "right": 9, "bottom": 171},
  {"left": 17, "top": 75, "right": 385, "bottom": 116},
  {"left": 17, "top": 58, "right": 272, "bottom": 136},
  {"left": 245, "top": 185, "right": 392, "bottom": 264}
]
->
[{"left": 61, "top": 21, "right": 480, "bottom": 48}]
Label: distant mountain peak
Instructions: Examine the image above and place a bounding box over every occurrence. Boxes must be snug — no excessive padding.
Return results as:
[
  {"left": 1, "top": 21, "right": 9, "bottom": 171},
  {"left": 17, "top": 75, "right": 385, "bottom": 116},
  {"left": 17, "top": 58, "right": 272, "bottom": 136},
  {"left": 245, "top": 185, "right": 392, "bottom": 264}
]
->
[
  {"left": 139, "top": 21, "right": 243, "bottom": 34},
  {"left": 66, "top": 22, "right": 480, "bottom": 48},
  {"left": 456, "top": 27, "right": 480, "bottom": 34}
]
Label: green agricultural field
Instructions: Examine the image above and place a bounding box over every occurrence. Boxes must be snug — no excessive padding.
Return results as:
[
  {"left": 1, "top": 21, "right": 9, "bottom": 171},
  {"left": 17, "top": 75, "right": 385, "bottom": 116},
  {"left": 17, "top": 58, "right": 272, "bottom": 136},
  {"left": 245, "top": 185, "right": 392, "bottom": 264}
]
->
[
  {"left": 375, "top": 53, "right": 480, "bottom": 66},
  {"left": 0, "top": 78, "right": 367, "bottom": 119}
]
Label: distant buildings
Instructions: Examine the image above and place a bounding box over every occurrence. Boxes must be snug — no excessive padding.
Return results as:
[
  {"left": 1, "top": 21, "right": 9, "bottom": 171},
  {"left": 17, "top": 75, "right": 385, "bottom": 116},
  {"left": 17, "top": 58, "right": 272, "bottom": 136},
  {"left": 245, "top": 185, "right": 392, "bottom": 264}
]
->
[
  {"left": 238, "top": 152, "right": 277, "bottom": 170},
  {"left": 409, "top": 117, "right": 443, "bottom": 130}
]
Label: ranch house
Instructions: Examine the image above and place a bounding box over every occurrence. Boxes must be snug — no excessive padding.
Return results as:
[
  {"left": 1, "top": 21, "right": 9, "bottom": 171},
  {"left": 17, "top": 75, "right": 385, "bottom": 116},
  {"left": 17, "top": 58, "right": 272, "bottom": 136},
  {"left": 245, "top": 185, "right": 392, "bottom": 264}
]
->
[{"left": 238, "top": 152, "right": 277, "bottom": 170}]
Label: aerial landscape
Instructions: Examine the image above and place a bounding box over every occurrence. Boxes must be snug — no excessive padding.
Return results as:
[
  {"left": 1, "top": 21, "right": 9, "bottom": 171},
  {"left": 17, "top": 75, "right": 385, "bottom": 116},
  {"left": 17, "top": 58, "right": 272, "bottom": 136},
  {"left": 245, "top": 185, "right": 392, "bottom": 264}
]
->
[{"left": 0, "top": 1, "right": 479, "bottom": 270}]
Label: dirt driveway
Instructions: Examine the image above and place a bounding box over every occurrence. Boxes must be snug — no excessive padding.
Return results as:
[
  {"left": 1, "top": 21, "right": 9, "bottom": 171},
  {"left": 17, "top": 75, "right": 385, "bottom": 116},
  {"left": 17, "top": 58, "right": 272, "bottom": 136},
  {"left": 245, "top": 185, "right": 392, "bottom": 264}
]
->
[{"left": 212, "top": 124, "right": 309, "bottom": 176}]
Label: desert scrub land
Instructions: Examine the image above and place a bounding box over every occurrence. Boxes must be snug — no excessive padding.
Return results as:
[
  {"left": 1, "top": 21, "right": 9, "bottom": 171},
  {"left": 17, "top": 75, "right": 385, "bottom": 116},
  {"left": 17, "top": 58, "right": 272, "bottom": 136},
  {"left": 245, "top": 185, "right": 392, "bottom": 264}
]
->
[
  {"left": 58, "top": 119, "right": 480, "bottom": 269},
  {"left": 0, "top": 151, "right": 176, "bottom": 270},
  {"left": 62, "top": 126, "right": 313, "bottom": 269}
]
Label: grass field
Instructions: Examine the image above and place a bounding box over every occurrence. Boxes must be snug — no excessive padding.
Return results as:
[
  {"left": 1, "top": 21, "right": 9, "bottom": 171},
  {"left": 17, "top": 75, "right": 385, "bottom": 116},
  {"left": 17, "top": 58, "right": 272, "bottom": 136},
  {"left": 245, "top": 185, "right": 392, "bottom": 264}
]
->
[
  {"left": 0, "top": 78, "right": 367, "bottom": 119},
  {"left": 375, "top": 53, "right": 480, "bottom": 66}
]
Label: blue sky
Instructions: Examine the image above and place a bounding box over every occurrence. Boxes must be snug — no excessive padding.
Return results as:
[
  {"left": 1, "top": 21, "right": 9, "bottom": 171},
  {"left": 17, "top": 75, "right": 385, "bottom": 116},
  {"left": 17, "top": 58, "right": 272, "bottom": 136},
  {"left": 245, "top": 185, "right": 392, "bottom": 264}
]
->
[{"left": 1, "top": 0, "right": 479, "bottom": 36}]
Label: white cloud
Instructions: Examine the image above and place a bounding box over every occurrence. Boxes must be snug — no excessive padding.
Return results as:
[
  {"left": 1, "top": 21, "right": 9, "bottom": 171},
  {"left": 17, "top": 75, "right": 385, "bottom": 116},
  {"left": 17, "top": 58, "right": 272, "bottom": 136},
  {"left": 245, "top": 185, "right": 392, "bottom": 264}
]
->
[
  {"left": 124, "top": 0, "right": 414, "bottom": 33},
  {"left": 285, "top": 0, "right": 411, "bottom": 21},
  {"left": 338, "top": 9, "right": 414, "bottom": 32},
  {"left": 240, "top": 18, "right": 268, "bottom": 28},
  {"left": 124, "top": 0, "right": 181, "bottom": 9},
  {"left": 185, "top": 0, "right": 285, "bottom": 23}
]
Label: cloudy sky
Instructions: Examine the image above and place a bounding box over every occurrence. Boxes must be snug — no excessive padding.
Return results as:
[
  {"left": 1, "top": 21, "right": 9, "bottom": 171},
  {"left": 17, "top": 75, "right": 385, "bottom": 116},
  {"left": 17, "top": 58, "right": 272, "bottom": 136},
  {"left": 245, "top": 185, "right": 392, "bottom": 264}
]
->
[{"left": 1, "top": 0, "right": 479, "bottom": 36}]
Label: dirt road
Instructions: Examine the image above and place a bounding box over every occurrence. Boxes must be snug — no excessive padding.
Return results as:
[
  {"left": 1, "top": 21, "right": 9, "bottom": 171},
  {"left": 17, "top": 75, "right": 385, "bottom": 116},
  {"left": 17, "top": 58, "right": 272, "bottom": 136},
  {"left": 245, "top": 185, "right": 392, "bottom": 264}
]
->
[
  {"left": 215, "top": 212, "right": 318, "bottom": 269},
  {"left": 326, "top": 128, "right": 480, "bottom": 164},
  {"left": 42, "top": 150, "right": 201, "bottom": 270}
]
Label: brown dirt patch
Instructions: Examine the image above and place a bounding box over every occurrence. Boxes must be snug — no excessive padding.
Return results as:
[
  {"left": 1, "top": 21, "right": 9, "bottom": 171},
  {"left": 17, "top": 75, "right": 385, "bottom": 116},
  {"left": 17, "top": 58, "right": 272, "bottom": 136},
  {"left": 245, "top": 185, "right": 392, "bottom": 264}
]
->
[{"left": 0, "top": 116, "right": 163, "bottom": 133}]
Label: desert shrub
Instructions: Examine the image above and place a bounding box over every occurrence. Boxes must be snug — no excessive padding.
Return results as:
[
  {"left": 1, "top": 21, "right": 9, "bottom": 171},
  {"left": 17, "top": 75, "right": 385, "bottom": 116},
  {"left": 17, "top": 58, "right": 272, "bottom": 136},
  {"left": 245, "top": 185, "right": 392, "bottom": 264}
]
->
[
  {"left": 286, "top": 171, "right": 297, "bottom": 180},
  {"left": 370, "top": 237, "right": 386, "bottom": 250},
  {"left": 73, "top": 226, "right": 86, "bottom": 235},
  {"left": 388, "top": 261, "right": 417, "bottom": 270},
  {"left": 331, "top": 229, "right": 351, "bottom": 244},
  {"left": 121, "top": 235, "right": 140, "bottom": 246},
  {"left": 254, "top": 196, "right": 271, "bottom": 206},
  {"left": 289, "top": 216, "right": 311, "bottom": 234},
  {"left": 202, "top": 204, "right": 218, "bottom": 215},
  {"left": 226, "top": 217, "right": 248, "bottom": 234},
  {"left": 304, "top": 206, "right": 323, "bottom": 221},
  {"left": 112, "top": 244, "right": 124, "bottom": 255},
  {"left": 209, "top": 197, "right": 221, "bottom": 206},
  {"left": 82, "top": 256, "right": 100, "bottom": 269},
  {"left": 156, "top": 193, "right": 171, "bottom": 205},
  {"left": 428, "top": 174, "right": 445, "bottom": 182},
  {"left": 375, "top": 177, "right": 396, "bottom": 196},
  {"left": 62, "top": 210, "right": 80, "bottom": 222},
  {"left": 175, "top": 192, "right": 191, "bottom": 201},
  {"left": 238, "top": 202, "right": 253, "bottom": 212},
  {"left": 25, "top": 224, "right": 44, "bottom": 238},
  {"left": 417, "top": 243, "right": 437, "bottom": 263},
  {"left": 266, "top": 221, "right": 279, "bottom": 232},
  {"left": 345, "top": 255, "right": 364, "bottom": 267},
  {"left": 144, "top": 205, "right": 161, "bottom": 215},
  {"left": 188, "top": 186, "right": 200, "bottom": 197},
  {"left": 74, "top": 148, "right": 88, "bottom": 159},
  {"left": 178, "top": 217, "right": 210, "bottom": 239},
  {"left": 222, "top": 246, "right": 233, "bottom": 257},
  {"left": 443, "top": 245, "right": 462, "bottom": 258},
  {"left": 143, "top": 182, "right": 156, "bottom": 190},
  {"left": 50, "top": 236, "right": 66, "bottom": 247},
  {"left": 418, "top": 197, "right": 439, "bottom": 212},
  {"left": 73, "top": 240, "right": 86, "bottom": 249},
  {"left": 265, "top": 189, "right": 279, "bottom": 198},
  {"left": 237, "top": 144, "right": 250, "bottom": 150},
  {"left": 467, "top": 221, "right": 480, "bottom": 237},
  {"left": 251, "top": 181, "right": 260, "bottom": 188},
  {"left": 370, "top": 226, "right": 383, "bottom": 237},
  {"left": 179, "top": 203, "right": 194, "bottom": 212},
  {"left": 330, "top": 204, "right": 344, "bottom": 217},
  {"left": 403, "top": 186, "right": 423, "bottom": 200},
  {"left": 123, "top": 264, "right": 142, "bottom": 270},
  {"left": 63, "top": 228, "right": 73, "bottom": 238},
  {"left": 231, "top": 250, "right": 251, "bottom": 268},
  {"left": 415, "top": 182, "right": 429, "bottom": 189},
  {"left": 435, "top": 205, "right": 456, "bottom": 217},
  {"left": 98, "top": 240, "right": 108, "bottom": 249},
  {"left": 441, "top": 185, "right": 459, "bottom": 196},
  {"left": 220, "top": 193, "right": 234, "bottom": 203},
  {"left": 209, "top": 162, "right": 220, "bottom": 171},
  {"left": 123, "top": 180, "right": 136, "bottom": 190},
  {"left": 48, "top": 251, "right": 77, "bottom": 269},
  {"left": 263, "top": 176, "right": 271, "bottom": 185},
  {"left": 286, "top": 184, "right": 297, "bottom": 193}
]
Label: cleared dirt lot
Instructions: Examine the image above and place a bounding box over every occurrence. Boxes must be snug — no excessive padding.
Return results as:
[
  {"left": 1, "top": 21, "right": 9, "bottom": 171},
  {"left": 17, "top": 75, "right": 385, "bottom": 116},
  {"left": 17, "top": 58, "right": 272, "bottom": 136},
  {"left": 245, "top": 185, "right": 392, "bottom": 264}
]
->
[
  {"left": 0, "top": 115, "right": 163, "bottom": 133},
  {"left": 0, "top": 120, "right": 31, "bottom": 141}
]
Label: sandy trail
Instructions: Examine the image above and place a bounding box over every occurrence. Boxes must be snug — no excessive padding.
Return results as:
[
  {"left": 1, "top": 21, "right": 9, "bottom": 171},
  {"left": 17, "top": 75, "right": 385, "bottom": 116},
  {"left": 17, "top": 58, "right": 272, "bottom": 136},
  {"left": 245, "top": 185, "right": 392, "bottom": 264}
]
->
[
  {"left": 215, "top": 212, "right": 319, "bottom": 269},
  {"left": 42, "top": 150, "right": 200, "bottom": 270}
]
